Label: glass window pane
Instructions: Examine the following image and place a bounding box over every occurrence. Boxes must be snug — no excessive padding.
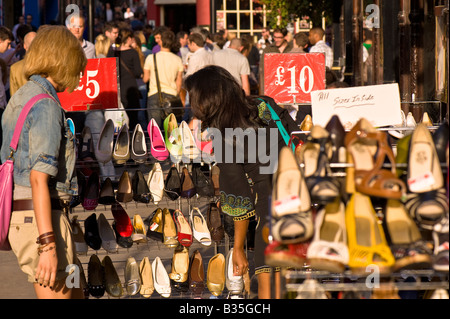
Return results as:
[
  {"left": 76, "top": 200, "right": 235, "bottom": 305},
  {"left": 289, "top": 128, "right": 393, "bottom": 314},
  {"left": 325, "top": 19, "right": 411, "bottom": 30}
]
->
[
  {"left": 215, "top": 0, "right": 224, "bottom": 10},
  {"left": 226, "top": 13, "right": 237, "bottom": 29},
  {"left": 226, "top": 0, "right": 236, "bottom": 10},
  {"left": 253, "top": 12, "right": 263, "bottom": 30},
  {"left": 239, "top": 0, "right": 250, "bottom": 10},
  {"left": 240, "top": 12, "right": 250, "bottom": 30},
  {"left": 253, "top": 0, "right": 263, "bottom": 11}
]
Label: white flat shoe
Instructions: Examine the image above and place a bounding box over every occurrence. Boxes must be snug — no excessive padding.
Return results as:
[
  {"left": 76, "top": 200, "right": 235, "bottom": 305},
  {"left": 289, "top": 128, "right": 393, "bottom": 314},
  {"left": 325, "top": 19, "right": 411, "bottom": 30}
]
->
[
  {"left": 147, "top": 163, "right": 165, "bottom": 204},
  {"left": 152, "top": 256, "right": 171, "bottom": 298},
  {"left": 225, "top": 248, "right": 244, "bottom": 295},
  {"left": 189, "top": 207, "right": 212, "bottom": 246}
]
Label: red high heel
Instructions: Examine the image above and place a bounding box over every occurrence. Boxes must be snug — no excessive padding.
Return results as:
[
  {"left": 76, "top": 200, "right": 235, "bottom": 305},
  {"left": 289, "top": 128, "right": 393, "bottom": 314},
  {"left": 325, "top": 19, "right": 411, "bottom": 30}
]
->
[{"left": 173, "top": 209, "right": 193, "bottom": 247}]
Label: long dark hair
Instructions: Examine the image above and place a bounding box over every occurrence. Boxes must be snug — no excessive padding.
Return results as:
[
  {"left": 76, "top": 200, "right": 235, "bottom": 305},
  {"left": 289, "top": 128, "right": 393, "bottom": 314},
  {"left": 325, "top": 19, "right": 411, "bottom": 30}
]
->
[{"left": 184, "top": 65, "right": 263, "bottom": 133}]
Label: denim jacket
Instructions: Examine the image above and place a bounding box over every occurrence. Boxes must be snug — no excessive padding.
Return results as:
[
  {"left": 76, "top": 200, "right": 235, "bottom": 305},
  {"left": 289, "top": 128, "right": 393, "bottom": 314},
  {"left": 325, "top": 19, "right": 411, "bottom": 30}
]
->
[{"left": 1, "top": 75, "right": 78, "bottom": 196}]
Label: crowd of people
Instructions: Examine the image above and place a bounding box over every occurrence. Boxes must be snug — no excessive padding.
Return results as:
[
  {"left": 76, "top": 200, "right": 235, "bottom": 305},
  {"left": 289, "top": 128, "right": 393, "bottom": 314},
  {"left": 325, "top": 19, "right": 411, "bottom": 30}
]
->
[{"left": 0, "top": 7, "right": 339, "bottom": 300}]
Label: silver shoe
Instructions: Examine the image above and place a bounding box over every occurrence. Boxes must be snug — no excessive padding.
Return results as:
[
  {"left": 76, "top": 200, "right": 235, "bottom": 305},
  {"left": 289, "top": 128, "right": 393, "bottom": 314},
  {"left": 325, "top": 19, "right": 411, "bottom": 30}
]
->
[{"left": 125, "top": 256, "right": 141, "bottom": 296}]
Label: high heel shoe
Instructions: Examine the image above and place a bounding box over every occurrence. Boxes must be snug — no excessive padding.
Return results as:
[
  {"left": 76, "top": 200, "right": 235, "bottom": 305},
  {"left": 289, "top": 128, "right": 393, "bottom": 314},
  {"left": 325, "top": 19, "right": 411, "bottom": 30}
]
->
[
  {"left": 405, "top": 123, "right": 448, "bottom": 229},
  {"left": 325, "top": 115, "right": 347, "bottom": 164},
  {"left": 79, "top": 126, "right": 96, "bottom": 161},
  {"left": 113, "top": 123, "right": 130, "bottom": 164},
  {"left": 131, "top": 123, "right": 148, "bottom": 163},
  {"left": 189, "top": 250, "right": 205, "bottom": 296},
  {"left": 116, "top": 170, "right": 133, "bottom": 203},
  {"left": 95, "top": 119, "right": 115, "bottom": 163},
  {"left": 111, "top": 202, "right": 133, "bottom": 248},
  {"left": 97, "top": 212, "right": 119, "bottom": 253},
  {"left": 297, "top": 125, "right": 340, "bottom": 205},
  {"left": 164, "top": 166, "right": 181, "bottom": 200},
  {"left": 345, "top": 118, "right": 406, "bottom": 199},
  {"left": 145, "top": 208, "right": 164, "bottom": 242},
  {"left": 169, "top": 246, "right": 190, "bottom": 292},
  {"left": 307, "top": 197, "right": 349, "bottom": 273},
  {"left": 383, "top": 199, "right": 432, "bottom": 271},
  {"left": 148, "top": 118, "right": 169, "bottom": 161},
  {"left": 345, "top": 192, "right": 395, "bottom": 275},
  {"left": 132, "top": 169, "right": 152, "bottom": 204},
  {"left": 190, "top": 207, "right": 212, "bottom": 246},
  {"left": 163, "top": 208, "right": 179, "bottom": 248},
  {"left": 147, "top": 163, "right": 165, "bottom": 204},
  {"left": 180, "top": 166, "right": 196, "bottom": 198},
  {"left": 180, "top": 120, "right": 201, "bottom": 160},
  {"left": 98, "top": 177, "right": 116, "bottom": 205},
  {"left": 82, "top": 171, "right": 99, "bottom": 210},
  {"left": 164, "top": 113, "right": 183, "bottom": 162},
  {"left": 173, "top": 209, "right": 193, "bottom": 247}
]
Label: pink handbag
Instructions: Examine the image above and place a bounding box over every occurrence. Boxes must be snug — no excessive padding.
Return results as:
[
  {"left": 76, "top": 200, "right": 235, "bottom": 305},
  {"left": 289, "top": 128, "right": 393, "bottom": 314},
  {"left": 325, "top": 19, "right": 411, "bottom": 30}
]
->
[{"left": 0, "top": 93, "right": 52, "bottom": 250}]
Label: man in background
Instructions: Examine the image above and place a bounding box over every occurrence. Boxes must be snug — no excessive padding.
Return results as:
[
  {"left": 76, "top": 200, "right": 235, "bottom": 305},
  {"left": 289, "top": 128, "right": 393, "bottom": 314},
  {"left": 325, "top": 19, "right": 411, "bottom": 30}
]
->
[
  {"left": 9, "top": 31, "right": 36, "bottom": 96},
  {"left": 308, "top": 26, "right": 333, "bottom": 69}
]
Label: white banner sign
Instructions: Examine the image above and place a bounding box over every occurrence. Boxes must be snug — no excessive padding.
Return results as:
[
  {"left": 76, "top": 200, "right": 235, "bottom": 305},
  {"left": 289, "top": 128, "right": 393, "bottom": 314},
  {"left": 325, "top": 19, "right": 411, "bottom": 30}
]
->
[{"left": 311, "top": 83, "right": 403, "bottom": 129}]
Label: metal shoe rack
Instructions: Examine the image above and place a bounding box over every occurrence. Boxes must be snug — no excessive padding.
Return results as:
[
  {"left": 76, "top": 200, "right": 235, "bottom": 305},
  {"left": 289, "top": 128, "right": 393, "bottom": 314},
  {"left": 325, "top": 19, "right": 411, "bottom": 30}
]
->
[
  {"left": 272, "top": 119, "right": 449, "bottom": 299},
  {"left": 70, "top": 124, "right": 246, "bottom": 299}
]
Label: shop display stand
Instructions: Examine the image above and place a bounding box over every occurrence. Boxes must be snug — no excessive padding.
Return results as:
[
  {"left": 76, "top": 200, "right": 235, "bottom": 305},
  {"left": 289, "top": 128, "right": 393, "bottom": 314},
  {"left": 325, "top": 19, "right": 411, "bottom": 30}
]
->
[
  {"left": 270, "top": 123, "right": 449, "bottom": 299},
  {"left": 70, "top": 128, "right": 249, "bottom": 300}
]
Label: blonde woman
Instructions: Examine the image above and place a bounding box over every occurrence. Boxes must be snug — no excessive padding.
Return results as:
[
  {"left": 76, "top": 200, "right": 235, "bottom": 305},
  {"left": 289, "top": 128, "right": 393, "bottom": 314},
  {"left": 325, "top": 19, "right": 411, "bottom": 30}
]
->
[
  {"left": 95, "top": 33, "right": 111, "bottom": 58},
  {"left": 1, "top": 25, "right": 87, "bottom": 299}
]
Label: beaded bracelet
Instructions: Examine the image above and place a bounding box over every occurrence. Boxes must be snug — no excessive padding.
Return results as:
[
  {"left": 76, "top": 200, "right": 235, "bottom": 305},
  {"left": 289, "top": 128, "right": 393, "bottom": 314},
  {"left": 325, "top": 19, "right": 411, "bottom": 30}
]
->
[{"left": 37, "top": 243, "right": 56, "bottom": 256}]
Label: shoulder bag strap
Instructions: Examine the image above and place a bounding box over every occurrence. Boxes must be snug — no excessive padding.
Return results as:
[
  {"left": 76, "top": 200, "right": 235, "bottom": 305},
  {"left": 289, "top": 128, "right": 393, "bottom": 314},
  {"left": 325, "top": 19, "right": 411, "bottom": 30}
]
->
[
  {"left": 9, "top": 93, "right": 53, "bottom": 152},
  {"left": 257, "top": 98, "right": 295, "bottom": 152},
  {"left": 153, "top": 53, "right": 164, "bottom": 106}
]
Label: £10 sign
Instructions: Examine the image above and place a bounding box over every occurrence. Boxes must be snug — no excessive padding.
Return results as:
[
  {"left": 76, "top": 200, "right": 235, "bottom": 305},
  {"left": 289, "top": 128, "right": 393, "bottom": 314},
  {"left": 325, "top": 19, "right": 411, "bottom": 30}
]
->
[
  {"left": 264, "top": 53, "right": 326, "bottom": 104},
  {"left": 57, "top": 58, "right": 120, "bottom": 111}
]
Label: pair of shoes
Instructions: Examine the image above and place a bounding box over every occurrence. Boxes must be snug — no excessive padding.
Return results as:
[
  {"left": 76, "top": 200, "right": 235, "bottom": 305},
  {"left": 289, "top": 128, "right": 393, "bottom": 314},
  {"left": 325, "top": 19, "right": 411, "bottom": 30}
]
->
[
  {"left": 345, "top": 118, "right": 406, "bottom": 199},
  {"left": 148, "top": 118, "right": 169, "bottom": 161},
  {"left": 272, "top": 146, "right": 313, "bottom": 244},
  {"left": 190, "top": 207, "right": 212, "bottom": 246},
  {"left": 173, "top": 209, "right": 193, "bottom": 247},
  {"left": 164, "top": 113, "right": 183, "bottom": 162},
  {"left": 169, "top": 246, "right": 190, "bottom": 292},
  {"left": 82, "top": 172, "right": 100, "bottom": 210},
  {"left": 117, "top": 170, "right": 133, "bottom": 203},
  {"left": 84, "top": 213, "right": 102, "bottom": 251},
  {"left": 297, "top": 125, "right": 341, "bottom": 205},
  {"left": 71, "top": 216, "right": 88, "bottom": 255},
  {"left": 148, "top": 163, "right": 165, "bottom": 204},
  {"left": 132, "top": 214, "right": 147, "bottom": 243},
  {"left": 152, "top": 256, "right": 171, "bottom": 297},
  {"left": 98, "top": 213, "right": 119, "bottom": 253},
  {"left": 307, "top": 197, "right": 349, "bottom": 273},
  {"left": 132, "top": 170, "right": 152, "bottom": 204},
  {"left": 139, "top": 257, "right": 154, "bottom": 297},
  {"left": 111, "top": 203, "right": 134, "bottom": 248},
  {"left": 125, "top": 256, "right": 141, "bottom": 296},
  {"left": 189, "top": 250, "right": 205, "bottom": 297},
  {"left": 102, "top": 255, "right": 124, "bottom": 298},
  {"left": 207, "top": 202, "right": 225, "bottom": 242},
  {"left": 164, "top": 165, "right": 181, "bottom": 200},
  {"left": 207, "top": 253, "right": 225, "bottom": 297}
]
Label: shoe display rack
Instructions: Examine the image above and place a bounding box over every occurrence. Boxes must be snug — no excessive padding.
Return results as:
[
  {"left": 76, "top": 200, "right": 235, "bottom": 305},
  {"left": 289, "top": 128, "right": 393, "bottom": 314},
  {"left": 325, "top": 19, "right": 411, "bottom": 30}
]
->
[
  {"left": 267, "top": 115, "right": 449, "bottom": 299},
  {"left": 69, "top": 113, "right": 252, "bottom": 299}
]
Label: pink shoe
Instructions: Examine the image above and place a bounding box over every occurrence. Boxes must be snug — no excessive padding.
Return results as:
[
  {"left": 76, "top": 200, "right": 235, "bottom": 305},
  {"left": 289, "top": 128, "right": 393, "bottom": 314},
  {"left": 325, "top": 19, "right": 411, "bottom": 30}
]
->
[{"left": 148, "top": 118, "right": 169, "bottom": 161}]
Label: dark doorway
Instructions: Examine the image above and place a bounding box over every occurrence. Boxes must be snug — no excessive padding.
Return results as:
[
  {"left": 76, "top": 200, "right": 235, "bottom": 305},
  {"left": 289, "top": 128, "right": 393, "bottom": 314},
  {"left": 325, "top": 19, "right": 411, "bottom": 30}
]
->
[{"left": 164, "top": 5, "right": 196, "bottom": 33}]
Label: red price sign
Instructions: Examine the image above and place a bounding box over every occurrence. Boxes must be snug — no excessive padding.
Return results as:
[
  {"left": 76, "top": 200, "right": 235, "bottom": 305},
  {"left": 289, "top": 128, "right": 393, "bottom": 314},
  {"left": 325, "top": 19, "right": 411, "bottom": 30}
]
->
[
  {"left": 57, "top": 58, "right": 120, "bottom": 111},
  {"left": 264, "top": 53, "right": 326, "bottom": 104}
]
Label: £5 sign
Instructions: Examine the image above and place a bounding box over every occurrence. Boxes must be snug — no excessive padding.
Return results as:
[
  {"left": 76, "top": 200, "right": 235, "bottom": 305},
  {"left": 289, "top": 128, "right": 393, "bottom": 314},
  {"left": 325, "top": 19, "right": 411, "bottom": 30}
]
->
[
  {"left": 57, "top": 58, "right": 120, "bottom": 111},
  {"left": 264, "top": 53, "right": 326, "bottom": 104}
]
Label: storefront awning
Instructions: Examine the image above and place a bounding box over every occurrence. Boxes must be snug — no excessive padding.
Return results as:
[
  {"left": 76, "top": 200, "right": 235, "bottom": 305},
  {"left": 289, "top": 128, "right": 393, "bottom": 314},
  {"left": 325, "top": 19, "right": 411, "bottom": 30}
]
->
[{"left": 154, "top": 0, "right": 196, "bottom": 4}]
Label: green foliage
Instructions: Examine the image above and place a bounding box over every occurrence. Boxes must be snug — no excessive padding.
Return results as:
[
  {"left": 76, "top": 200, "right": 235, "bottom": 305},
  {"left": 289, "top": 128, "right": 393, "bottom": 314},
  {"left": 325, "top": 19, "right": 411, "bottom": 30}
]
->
[{"left": 259, "top": 0, "right": 334, "bottom": 29}]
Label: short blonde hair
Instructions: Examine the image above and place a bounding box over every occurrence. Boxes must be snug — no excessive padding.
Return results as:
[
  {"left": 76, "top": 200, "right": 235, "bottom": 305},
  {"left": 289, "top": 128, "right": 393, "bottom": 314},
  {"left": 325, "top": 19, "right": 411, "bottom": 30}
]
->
[
  {"left": 24, "top": 25, "right": 87, "bottom": 92},
  {"left": 95, "top": 33, "right": 111, "bottom": 57}
]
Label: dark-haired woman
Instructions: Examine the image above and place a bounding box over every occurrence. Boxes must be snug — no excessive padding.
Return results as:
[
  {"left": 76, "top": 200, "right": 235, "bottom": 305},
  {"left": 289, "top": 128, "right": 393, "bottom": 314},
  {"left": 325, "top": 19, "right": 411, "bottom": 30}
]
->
[{"left": 184, "top": 65, "right": 298, "bottom": 298}]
